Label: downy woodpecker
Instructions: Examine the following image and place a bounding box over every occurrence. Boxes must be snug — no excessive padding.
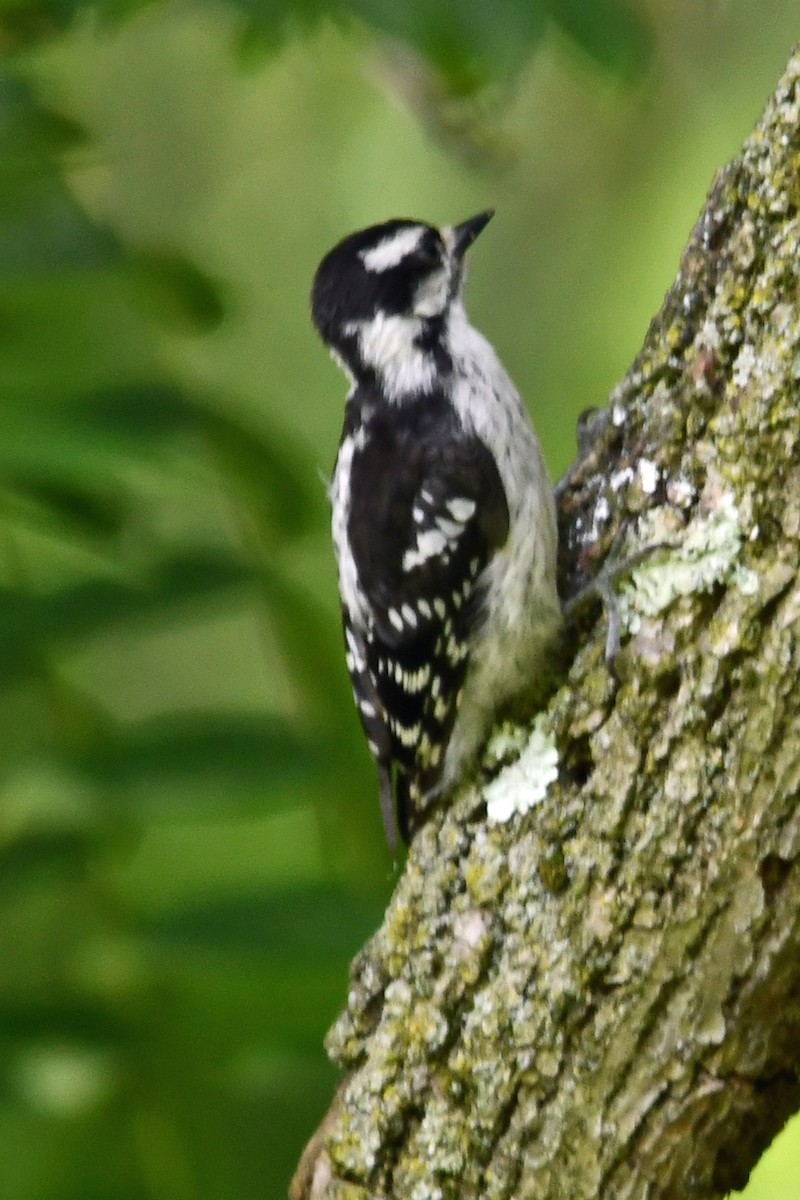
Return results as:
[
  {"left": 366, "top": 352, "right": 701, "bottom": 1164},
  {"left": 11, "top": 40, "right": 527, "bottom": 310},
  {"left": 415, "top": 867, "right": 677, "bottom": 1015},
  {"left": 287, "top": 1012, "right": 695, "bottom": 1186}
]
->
[{"left": 312, "top": 212, "right": 560, "bottom": 849}]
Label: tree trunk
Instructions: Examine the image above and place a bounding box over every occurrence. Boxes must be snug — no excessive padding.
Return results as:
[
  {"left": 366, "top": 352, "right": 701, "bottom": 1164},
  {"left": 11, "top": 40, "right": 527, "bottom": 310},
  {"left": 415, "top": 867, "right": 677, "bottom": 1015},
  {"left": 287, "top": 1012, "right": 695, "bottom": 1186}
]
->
[{"left": 291, "top": 45, "right": 800, "bottom": 1200}]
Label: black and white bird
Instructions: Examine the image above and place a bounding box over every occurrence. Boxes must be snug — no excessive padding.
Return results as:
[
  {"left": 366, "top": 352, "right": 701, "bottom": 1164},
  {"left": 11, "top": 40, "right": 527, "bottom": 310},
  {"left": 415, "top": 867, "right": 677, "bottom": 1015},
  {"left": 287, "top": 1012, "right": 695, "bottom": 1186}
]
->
[{"left": 312, "top": 211, "right": 561, "bottom": 849}]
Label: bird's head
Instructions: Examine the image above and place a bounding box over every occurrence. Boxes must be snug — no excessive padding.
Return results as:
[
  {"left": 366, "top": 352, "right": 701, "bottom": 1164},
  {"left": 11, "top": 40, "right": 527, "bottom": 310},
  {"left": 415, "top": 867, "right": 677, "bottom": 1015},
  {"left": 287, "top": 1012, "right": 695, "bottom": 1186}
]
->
[{"left": 311, "top": 211, "right": 493, "bottom": 398}]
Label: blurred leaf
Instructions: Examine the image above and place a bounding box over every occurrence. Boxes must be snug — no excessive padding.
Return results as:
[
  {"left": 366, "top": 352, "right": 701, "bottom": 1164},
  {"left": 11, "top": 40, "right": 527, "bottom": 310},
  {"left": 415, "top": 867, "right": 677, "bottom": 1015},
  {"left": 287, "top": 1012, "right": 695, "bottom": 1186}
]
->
[
  {"left": 0, "top": 408, "right": 175, "bottom": 493},
  {"left": 351, "top": 0, "right": 547, "bottom": 93},
  {"left": 0, "top": 385, "right": 320, "bottom": 552},
  {"left": 0, "top": 74, "right": 88, "bottom": 173},
  {"left": 64, "top": 382, "right": 191, "bottom": 440},
  {"left": 0, "top": 550, "right": 254, "bottom": 673},
  {"left": 228, "top": 0, "right": 329, "bottom": 57},
  {"left": 126, "top": 248, "right": 226, "bottom": 332},
  {"left": 0, "top": 77, "right": 119, "bottom": 274},
  {"left": 0, "top": 757, "right": 111, "bottom": 884},
  {"left": 0, "top": 1002, "right": 132, "bottom": 1043},
  {"left": 0, "top": 0, "right": 143, "bottom": 50},
  {"left": 10, "top": 1041, "right": 119, "bottom": 1118},
  {"left": 258, "top": 564, "right": 353, "bottom": 731},
  {"left": 0, "top": 0, "right": 88, "bottom": 49},
  {"left": 3, "top": 477, "right": 129, "bottom": 539},
  {"left": 0, "top": 270, "right": 157, "bottom": 393},
  {"left": 0, "top": 192, "right": 120, "bottom": 277},
  {"left": 74, "top": 711, "right": 326, "bottom": 809},
  {"left": 64, "top": 384, "right": 322, "bottom": 538},
  {"left": 345, "top": 0, "right": 648, "bottom": 94},
  {"left": 198, "top": 407, "right": 321, "bottom": 539},
  {"left": 228, "top": 0, "right": 648, "bottom": 92},
  {"left": 0, "top": 830, "right": 104, "bottom": 888},
  {"left": 543, "top": 0, "right": 650, "bottom": 81},
  {"left": 146, "top": 884, "right": 383, "bottom": 960}
]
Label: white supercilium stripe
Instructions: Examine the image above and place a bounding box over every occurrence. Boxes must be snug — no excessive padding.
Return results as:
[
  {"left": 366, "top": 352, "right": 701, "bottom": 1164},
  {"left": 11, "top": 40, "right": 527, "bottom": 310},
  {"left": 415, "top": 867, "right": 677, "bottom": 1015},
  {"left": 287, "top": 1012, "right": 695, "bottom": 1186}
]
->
[{"left": 360, "top": 226, "right": 424, "bottom": 272}]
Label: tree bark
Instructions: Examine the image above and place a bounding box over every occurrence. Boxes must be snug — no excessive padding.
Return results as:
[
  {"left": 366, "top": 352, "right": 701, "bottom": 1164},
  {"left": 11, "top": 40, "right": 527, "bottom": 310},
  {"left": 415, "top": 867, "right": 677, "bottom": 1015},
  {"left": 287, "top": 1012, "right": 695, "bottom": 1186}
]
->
[{"left": 292, "top": 45, "right": 800, "bottom": 1200}]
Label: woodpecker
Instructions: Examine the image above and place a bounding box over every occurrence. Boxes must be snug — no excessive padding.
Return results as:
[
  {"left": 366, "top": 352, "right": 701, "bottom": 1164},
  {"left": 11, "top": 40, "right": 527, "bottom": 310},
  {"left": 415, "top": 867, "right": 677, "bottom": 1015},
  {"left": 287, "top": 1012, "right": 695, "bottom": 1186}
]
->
[{"left": 312, "top": 212, "right": 560, "bottom": 849}]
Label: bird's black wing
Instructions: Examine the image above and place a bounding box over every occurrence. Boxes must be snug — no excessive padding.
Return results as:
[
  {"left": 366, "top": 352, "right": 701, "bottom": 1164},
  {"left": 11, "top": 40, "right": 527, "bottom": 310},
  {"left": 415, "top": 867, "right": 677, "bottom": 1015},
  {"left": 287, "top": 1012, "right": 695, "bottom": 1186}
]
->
[{"left": 344, "top": 393, "right": 509, "bottom": 844}]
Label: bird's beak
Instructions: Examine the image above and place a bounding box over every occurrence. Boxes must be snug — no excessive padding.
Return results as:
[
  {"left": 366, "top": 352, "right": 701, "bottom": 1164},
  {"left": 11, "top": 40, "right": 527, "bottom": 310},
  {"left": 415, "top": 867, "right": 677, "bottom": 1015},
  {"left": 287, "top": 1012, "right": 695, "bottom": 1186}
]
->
[{"left": 451, "top": 209, "right": 494, "bottom": 259}]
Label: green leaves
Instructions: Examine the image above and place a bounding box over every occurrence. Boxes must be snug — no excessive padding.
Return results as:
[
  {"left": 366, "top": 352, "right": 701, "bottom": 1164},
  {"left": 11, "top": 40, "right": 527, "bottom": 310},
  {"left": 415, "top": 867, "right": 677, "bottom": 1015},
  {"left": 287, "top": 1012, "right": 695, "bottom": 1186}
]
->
[
  {"left": 350, "top": 0, "right": 548, "bottom": 94},
  {"left": 0, "top": 0, "right": 650, "bottom": 89},
  {"left": 146, "top": 884, "right": 383, "bottom": 959},
  {"left": 543, "top": 0, "right": 648, "bottom": 82},
  {"left": 330, "top": 0, "right": 648, "bottom": 93},
  {"left": 76, "top": 711, "right": 327, "bottom": 813},
  {"left": 0, "top": 552, "right": 251, "bottom": 669},
  {"left": 125, "top": 250, "right": 226, "bottom": 332},
  {"left": 223, "top": 0, "right": 651, "bottom": 91}
]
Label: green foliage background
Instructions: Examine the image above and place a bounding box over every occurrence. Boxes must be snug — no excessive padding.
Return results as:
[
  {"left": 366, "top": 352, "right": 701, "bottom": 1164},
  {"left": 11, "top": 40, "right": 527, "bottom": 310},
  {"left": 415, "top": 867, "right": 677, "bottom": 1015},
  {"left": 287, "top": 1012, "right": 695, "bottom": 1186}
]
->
[{"left": 1, "top": 0, "right": 799, "bottom": 1195}]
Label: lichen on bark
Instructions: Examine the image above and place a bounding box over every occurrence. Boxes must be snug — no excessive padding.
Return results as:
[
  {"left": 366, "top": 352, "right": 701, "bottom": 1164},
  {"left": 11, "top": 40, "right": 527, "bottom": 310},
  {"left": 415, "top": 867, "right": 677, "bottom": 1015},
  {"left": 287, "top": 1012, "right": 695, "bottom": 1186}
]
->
[{"left": 292, "top": 46, "right": 800, "bottom": 1200}]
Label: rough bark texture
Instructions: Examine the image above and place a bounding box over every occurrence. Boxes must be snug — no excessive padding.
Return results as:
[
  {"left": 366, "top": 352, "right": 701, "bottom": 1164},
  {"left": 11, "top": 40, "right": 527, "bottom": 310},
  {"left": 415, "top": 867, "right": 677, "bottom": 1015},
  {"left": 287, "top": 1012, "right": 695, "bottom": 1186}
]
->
[{"left": 292, "top": 47, "right": 800, "bottom": 1200}]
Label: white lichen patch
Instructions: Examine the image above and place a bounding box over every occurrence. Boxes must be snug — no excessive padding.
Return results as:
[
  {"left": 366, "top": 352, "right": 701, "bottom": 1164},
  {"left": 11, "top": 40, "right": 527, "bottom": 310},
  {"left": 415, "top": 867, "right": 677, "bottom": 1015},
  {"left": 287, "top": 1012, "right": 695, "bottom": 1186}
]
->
[
  {"left": 453, "top": 910, "right": 489, "bottom": 951},
  {"left": 485, "top": 715, "right": 559, "bottom": 824},
  {"left": 637, "top": 458, "right": 659, "bottom": 494},
  {"left": 617, "top": 490, "right": 759, "bottom": 635},
  {"left": 698, "top": 315, "right": 722, "bottom": 351},
  {"left": 609, "top": 466, "right": 634, "bottom": 493},
  {"left": 732, "top": 342, "right": 757, "bottom": 389},
  {"left": 666, "top": 475, "right": 695, "bottom": 508},
  {"left": 590, "top": 495, "right": 611, "bottom": 540}
]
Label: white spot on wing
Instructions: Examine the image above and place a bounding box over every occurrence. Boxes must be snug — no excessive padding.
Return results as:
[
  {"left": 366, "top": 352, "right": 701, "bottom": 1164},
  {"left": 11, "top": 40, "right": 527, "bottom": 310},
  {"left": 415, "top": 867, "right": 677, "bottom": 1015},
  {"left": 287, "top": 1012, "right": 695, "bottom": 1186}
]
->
[
  {"left": 447, "top": 497, "right": 476, "bottom": 522},
  {"left": 403, "top": 527, "right": 448, "bottom": 571},
  {"left": 390, "top": 717, "right": 422, "bottom": 747},
  {"left": 401, "top": 603, "right": 417, "bottom": 628},
  {"left": 402, "top": 664, "right": 430, "bottom": 693},
  {"left": 436, "top": 515, "right": 464, "bottom": 539}
]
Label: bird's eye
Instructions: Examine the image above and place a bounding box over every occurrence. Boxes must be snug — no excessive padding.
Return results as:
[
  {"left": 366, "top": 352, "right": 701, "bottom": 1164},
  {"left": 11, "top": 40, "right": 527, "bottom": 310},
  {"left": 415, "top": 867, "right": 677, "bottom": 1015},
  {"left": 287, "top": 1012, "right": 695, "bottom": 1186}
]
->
[{"left": 413, "top": 241, "right": 442, "bottom": 270}]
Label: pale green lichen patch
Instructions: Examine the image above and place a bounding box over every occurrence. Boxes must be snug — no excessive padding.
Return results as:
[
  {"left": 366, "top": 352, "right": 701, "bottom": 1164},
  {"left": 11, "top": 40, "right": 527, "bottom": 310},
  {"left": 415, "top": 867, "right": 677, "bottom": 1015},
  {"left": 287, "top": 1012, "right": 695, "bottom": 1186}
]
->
[
  {"left": 617, "top": 487, "right": 759, "bottom": 635},
  {"left": 483, "top": 721, "right": 528, "bottom": 767},
  {"left": 484, "top": 715, "right": 559, "bottom": 824}
]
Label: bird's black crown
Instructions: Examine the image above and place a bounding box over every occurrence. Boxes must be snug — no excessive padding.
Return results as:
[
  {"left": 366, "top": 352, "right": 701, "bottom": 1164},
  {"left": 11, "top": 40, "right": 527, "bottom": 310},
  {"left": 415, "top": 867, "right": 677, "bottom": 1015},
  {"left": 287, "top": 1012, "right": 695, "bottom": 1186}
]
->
[{"left": 311, "top": 219, "right": 446, "bottom": 349}]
